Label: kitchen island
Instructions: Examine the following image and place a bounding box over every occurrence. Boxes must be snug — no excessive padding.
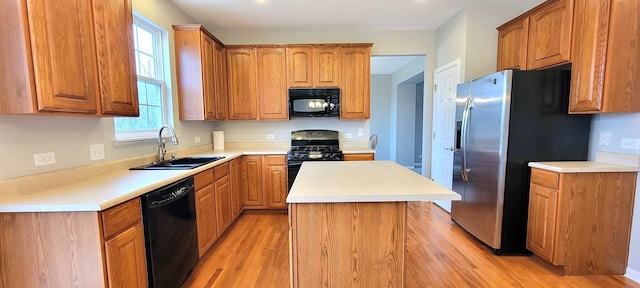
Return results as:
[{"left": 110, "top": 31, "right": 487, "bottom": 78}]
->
[{"left": 287, "top": 161, "right": 460, "bottom": 288}]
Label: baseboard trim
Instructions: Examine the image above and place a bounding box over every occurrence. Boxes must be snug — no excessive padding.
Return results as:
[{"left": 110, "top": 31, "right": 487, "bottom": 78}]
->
[{"left": 626, "top": 267, "right": 640, "bottom": 283}]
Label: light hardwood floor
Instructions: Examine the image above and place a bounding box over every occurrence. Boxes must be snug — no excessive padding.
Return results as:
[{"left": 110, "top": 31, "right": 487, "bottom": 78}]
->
[{"left": 184, "top": 202, "right": 640, "bottom": 288}]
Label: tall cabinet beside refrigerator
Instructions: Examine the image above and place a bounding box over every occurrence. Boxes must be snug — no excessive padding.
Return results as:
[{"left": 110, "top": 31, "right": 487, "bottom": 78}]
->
[{"left": 451, "top": 69, "right": 591, "bottom": 254}]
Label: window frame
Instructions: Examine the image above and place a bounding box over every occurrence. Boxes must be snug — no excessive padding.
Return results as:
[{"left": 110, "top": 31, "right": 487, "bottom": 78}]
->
[{"left": 114, "top": 14, "right": 172, "bottom": 142}]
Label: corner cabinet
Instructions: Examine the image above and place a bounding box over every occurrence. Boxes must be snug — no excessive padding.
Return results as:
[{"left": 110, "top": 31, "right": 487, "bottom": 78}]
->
[
  {"left": 527, "top": 168, "right": 637, "bottom": 275},
  {"left": 340, "top": 45, "right": 372, "bottom": 119},
  {"left": 0, "top": 0, "right": 138, "bottom": 116},
  {"left": 496, "top": 0, "right": 573, "bottom": 71},
  {"left": 569, "top": 0, "right": 640, "bottom": 113},
  {"left": 173, "top": 25, "right": 228, "bottom": 120},
  {"left": 0, "top": 198, "right": 147, "bottom": 287}
]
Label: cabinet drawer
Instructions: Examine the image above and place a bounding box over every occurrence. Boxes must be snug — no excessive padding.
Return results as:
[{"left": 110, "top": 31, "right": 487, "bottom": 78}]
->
[
  {"left": 530, "top": 169, "right": 559, "bottom": 189},
  {"left": 195, "top": 169, "right": 214, "bottom": 190},
  {"left": 102, "top": 198, "right": 142, "bottom": 239},
  {"left": 265, "top": 155, "right": 286, "bottom": 166},
  {"left": 343, "top": 153, "right": 374, "bottom": 161},
  {"left": 214, "top": 162, "right": 230, "bottom": 180}
]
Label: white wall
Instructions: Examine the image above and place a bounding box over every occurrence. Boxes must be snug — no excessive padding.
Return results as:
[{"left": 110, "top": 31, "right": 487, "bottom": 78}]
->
[
  {"left": 588, "top": 113, "right": 640, "bottom": 278},
  {"left": 0, "top": 0, "right": 218, "bottom": 181},
  {"left": 396, "top": 83, "right": 417, "bottom": 166},
  {"left": 370, "top": 75, "right": 393, "bottom": 160}
]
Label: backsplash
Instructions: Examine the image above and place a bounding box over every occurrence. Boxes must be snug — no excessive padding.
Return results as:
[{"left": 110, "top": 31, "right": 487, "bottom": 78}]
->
[{"left": 214, "top": 119, "right": 370, "bottom": 143}]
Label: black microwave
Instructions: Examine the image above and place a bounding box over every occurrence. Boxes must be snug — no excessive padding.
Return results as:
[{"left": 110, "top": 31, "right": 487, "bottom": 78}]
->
[{"left": 289, "top": 88, "right": 340, "bottom": 118}]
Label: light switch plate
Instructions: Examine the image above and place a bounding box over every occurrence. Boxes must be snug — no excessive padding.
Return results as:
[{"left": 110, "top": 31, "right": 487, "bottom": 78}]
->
[
  {"left": 599, "top": 132, "right": 611, "bottom": 146},
  {"left": 90, "top": 144, "right": 105, "bottom": 161}
]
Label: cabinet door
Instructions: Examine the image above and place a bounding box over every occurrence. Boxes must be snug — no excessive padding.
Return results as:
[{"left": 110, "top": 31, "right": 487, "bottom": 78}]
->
[
  {"left": 195, "top": 185, "right": 218, "bottom": 257},
  {"left": 202, "top": 34, "right": 217, "bottom": 120},
  {"left": 314, "top": 47, "right": 340, "bottom": 87},
  {"left": 27, "top": 0, "right": 99, "bottom": 113},
  {"left": 340, "top": 46, "right": 371, "bottom": 119},
  {"left": 496, "top": 17, "right": 529, "bottom": 71},
  {"left": 343, "top": 153, "right": 374, "bottom": 161},
  {"left": 213, "top": 42, "right": 228, "bottom": 120},
  {"left": 257, "top": 48, "right": 288, "bottom": 119},
  {"left": 215, "top": 176, "right": 233, "bottom": 235},
  {"left": 242, "top": 156, "right": 264, "bottom": 207},
  {"left": 93, "top": 0, "right": 139, "bottom": 116},
  {"left": 227, "top": 48, "right": 258, "bottom": 120},
  {"left": 526, "top": 0, "right": 573, "bottom": 70},
  {"left": 230, "top": 158, "right": 243, "bottom": 218},
  {"left": 104, "top": 222, "right": 148, "bottom": 288},
  {"left": 264, "top": 161, "right": 287, "bottom": 209},
  {"left": 526, "top": 184, "right": 558, "bottom": 263},
  {"left": 287, "top": 47, "right": 313, "bottom": 87}
]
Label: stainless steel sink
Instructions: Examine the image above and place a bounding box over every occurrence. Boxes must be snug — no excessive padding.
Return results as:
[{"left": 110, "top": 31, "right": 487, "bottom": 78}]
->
[{"left": 130, "top": 156, "right": 225, "bottom": 170}]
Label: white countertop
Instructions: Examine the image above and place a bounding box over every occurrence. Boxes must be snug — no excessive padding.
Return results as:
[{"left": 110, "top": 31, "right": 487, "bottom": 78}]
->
[
  {"left": 287, "top": 161, "right": 461, "bottom": 203},
  {"left": 0, "top": 148, "right": 287, "bottom": 213},
  {"left": 528, "top": 161, "right": 640, "bottom": 173}
]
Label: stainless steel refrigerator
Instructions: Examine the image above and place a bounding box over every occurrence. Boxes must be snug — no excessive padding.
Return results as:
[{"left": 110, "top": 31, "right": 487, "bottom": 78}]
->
[{"left": 450, "top": 69, "right": 591, "bottom": 255}]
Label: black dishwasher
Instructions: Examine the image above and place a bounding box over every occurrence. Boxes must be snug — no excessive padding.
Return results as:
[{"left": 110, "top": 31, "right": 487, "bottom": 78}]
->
[{"left": 142, "top": 176, "right": 198, "bottom": 288}]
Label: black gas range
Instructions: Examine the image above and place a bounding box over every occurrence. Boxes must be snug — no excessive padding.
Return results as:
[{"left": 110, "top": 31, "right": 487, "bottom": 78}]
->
[{"left": 287, "top": 129, "right": 344, "bottom": 190}]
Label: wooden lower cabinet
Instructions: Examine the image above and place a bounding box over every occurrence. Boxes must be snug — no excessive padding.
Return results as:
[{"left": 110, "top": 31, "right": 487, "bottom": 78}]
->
[
  {"left": 526, "top": 168, "right": 637, "bottom": 275},
  {"left": 241, "top": 155, "right": 288, "bottom": 210},
  {"left": 214, "top": 163, "right": 234, "bottom": 235},
  {"left": 0, "top": 198, "right": 147, "bottom": 287},
  {"left": 230, "top": 158, "right": 243, "bottom": 218},
  {"left": 195, "top": 169, "right": 218, "bottom": 257},
  {"left": 343, "top": 153, "right": 374, "bottom": 161}
]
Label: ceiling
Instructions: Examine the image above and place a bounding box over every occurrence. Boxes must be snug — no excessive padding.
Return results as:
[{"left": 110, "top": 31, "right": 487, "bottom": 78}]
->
[{"left": 171, "top": 0, "right": 542, "bottom": 33}]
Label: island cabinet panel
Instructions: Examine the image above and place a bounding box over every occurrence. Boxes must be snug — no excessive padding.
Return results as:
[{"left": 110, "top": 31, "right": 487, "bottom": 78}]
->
[
  {"left": 526, "top": 168, "right": 637, "bottom": 275},
  {"left": 340, "top": 46, "right": 371, "bottom": 119},
  {"left": 569, "top": 0, "right": 640, "bottom": 113},
  {"left": 195, "top": 169, "right": 218, "bottom": 257},
  {"left": 242, "top": 155, "right": 265, "bottom": 207},
  {"left": 227, "top": 47, "right": 258, "bottom": 120},
  {"left": 257, "top": 47, "right": 288, "bottom": 120},
  {"left": 496, "top": 17, "right": 529, "bottom": 71},
  {"left": 290, "top": 202, "right": 406, "bottom": 287},
  {"left": 93, "top": 0, "right": 139, "bottom": 116},
  {"left": 287, "top": 46, "right": 314, "bottom": 87}
]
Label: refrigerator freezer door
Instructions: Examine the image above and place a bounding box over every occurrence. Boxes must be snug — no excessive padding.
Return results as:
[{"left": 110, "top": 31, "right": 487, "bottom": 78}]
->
[{"left": 452, "top": 70, "right": 512, "bottom": 250}]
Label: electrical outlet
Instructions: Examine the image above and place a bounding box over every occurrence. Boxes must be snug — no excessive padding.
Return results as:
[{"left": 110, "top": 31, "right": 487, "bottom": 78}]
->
[
  {"left": 599, "top": 132, "right": 611, "bottom": 146},
  {"left": 345, "top": 133, "right": 353, "bottom": 139},
  {"left": 34, "top": 152, "right": 56, "bottom": 166},
  {"left": 266, "top": 134, "right": 275, "bottom": 140},
  {"left": 195, "top": 136, "right": 201, "bottom": 143},
  {"left": 621, "top": 138, "right": 640, "bottom": 150},
  {"left": 357, "top": 129, "right": 363, "bottom": 137},
  {"left": 89, "top": 144, "right": 105, "bottom": 161}
]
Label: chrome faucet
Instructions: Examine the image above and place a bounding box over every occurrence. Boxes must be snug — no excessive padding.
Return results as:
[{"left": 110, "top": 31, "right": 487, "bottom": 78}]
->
[{"left": 157, "top": 124, "right": 179, "bottom": 162}]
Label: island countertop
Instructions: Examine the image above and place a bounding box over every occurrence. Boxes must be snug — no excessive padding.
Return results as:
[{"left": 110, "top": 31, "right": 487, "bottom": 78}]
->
[{"left": 286, "top": 160, "right": 461, "bottom": 203}]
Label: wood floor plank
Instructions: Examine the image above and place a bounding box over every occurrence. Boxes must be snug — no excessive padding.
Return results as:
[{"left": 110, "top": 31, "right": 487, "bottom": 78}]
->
[{"left": 183, "top": 202, "right": 640, "bottom": 288}]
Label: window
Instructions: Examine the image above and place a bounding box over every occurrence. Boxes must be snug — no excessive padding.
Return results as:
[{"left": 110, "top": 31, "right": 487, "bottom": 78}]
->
[{"left": 114, "top": 16, "right": 170, "bottom": 141}]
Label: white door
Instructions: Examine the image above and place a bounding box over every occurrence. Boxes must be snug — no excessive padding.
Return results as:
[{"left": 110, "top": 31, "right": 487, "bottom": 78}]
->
[{"left": 431, "top": 60, "right": 460, "bottom": 212}]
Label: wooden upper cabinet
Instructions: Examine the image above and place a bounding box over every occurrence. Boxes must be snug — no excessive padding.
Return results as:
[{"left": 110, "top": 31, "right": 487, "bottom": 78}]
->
[
  {"left": 227, "top": 47, "right": 258, "bottom": 120},
  {"left": 569, "top": 0, "right": 640, "bottom": 113},
  {"left": 313, "top": 46, "right": 340, "bottom": 87},
  {"left": 0, "top": 0, "right": 138, "bottom": 116},
  {"left": 287, "top": 47, "right": 313, "bottom": 87},
  {"left": 173, "top": 25, "right": 227, "bottom": 120},
  {"left": 93, "top": 0, "right": 139, "bottom": 116},
  {"left": 340, "top": 45, "right": 372, "bottom": 119},
  {"left": 257, "top": 48, "right": 288, "bottom": 120},
  {"left": 496, "top": 17, "right": 529, "bottom": 71},
  {"left": 27, "top": 0, "right": 100, "bottom": 114},
  {"left": 526, "top": 0, "right": 573, "bottom": 70}
]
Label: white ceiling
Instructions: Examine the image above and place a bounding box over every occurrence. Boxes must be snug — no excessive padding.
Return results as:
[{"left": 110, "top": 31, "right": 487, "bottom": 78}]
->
[{"left": 171, "top": 0, "right": 542, "bottom": 33}]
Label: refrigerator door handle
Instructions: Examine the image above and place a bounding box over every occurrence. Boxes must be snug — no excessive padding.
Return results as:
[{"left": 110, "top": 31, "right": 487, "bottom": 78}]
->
[{"left": 460, "top": 97, "right": 472, "bottom": 182}]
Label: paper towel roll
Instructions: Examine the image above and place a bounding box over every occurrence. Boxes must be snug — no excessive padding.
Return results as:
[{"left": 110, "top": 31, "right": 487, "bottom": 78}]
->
[{"left": 213, "top": 131, "right": 224, "bottom": 150}]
